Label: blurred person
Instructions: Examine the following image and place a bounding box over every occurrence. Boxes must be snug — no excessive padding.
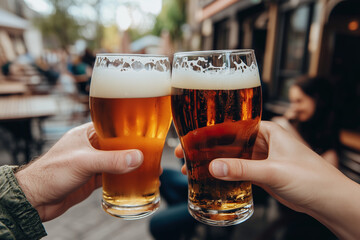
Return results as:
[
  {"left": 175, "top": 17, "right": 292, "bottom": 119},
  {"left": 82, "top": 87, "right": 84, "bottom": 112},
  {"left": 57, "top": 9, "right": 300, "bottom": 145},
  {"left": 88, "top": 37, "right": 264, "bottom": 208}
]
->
[
  {"left": 34, "top": 57, "right": 61, "bottom": 85},
  {"left": 1, "top": 53, "right": 60, "bottom": 86},
  {"left": 271, "top": 75, "right": 340, "bottom": 239},
  {"left": 69, "top": 55, "right": 92, "bottom": 95},
  {"left": 1, "top": 60, "right": 12, "bottom": 76},
  {"left": 0, "top": 123, "right": 143, "bottom": 239},
  {"left": 81, "top": 48, "right": 96, "bottom": 68},
  {"left": 175, "top": 121, "right": 360, "bottom": 240},
  {"left": 272, "top": 75, "right": 340, "bottom": 167}
]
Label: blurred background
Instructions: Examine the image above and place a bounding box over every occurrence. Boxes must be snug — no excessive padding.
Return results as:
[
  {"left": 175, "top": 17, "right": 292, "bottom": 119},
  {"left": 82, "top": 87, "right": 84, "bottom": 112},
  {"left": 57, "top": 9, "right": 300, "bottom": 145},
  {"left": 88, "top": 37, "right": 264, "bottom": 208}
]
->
[{"left": 0, "top": 0, "right": 359, "bottom": 239}]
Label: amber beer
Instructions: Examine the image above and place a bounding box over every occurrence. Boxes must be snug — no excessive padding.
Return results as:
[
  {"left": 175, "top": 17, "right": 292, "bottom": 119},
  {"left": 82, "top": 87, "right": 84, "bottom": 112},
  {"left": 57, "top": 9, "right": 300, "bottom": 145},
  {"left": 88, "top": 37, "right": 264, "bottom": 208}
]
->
[
  {"left": 171, "top": 50, "right": 262, "bottom": 226},
  {"left": 90, "top": 54, "right": 172, "bottom": 219}
]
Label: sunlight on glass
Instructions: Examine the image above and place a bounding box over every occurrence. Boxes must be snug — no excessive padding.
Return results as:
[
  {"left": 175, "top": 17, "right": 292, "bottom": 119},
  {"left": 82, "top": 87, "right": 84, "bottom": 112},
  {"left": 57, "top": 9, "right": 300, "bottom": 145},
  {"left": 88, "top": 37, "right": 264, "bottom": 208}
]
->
[
  {"left": 68, "top": 4, "right": 97, "bottom": 22},
  {"left": 24, "top": 0, "right": 53, "bottom": 14},
  {"left": 116, "top": 6, "right": 132, "bottom": 31},
  {"left": 119, "top": 0, "right": 162, "bottom": 15},
  {"left": 138, "top": 0, "right": 162, "bottom": 15},
  {"left": 130, "top": 8, "right": 144, "bottom": 27}
]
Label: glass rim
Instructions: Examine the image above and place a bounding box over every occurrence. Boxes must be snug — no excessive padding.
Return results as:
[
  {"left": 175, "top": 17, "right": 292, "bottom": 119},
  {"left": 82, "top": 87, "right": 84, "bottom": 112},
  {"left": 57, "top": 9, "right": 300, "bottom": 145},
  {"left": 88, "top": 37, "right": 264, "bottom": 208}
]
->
[
  {"left": 95, "top": 53, "right": 169, "bottom": 58},
  {"left": 174, "top": 49, "right": 254, "bottom": 57}
]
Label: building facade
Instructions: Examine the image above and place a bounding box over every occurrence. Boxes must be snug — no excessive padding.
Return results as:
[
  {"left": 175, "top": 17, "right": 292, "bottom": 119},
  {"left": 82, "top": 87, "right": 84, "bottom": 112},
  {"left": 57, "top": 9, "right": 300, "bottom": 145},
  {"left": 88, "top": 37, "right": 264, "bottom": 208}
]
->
[
  {"left": 185, "top": 0, "right": 360, "bottom": 182},
  {"left": 0, "top": 0, "right": 42, "bottom": 65},
  {"left": 186, "top": 0, "right": 359, "bottom": 130}
]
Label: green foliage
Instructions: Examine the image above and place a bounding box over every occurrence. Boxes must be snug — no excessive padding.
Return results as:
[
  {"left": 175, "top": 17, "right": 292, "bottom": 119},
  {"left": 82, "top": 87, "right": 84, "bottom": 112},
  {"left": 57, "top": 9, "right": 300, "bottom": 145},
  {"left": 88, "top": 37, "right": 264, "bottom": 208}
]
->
[
  {"left": 128, "top": 28, "right": 152, "bottom": 42},
  {"left": 90, "top": 24, "right": 104, "bottom": 50},
  {"left": 33, "top": 0, "right": 81, "bottom": 49},
  {"left": 152, "top": 0, "right": 186, "bottom": 40},
  {"left": 33, "top": 0, "right": 184, "bottom": 49}
]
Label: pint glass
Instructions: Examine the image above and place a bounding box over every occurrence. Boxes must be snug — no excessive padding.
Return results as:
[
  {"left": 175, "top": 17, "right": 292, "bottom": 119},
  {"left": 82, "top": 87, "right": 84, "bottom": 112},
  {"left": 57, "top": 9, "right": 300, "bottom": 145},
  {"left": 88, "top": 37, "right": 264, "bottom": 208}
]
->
[
  {"left": 171, "top": 50, "right": 262, "bottom": 226},
  {"left": 90, "top": 54, "right": 172, "bottom": 219}
]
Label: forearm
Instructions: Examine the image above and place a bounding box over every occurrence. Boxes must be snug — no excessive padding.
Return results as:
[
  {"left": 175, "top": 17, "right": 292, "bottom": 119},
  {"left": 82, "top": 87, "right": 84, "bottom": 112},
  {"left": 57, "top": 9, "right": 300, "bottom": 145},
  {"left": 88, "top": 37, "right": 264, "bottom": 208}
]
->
[{"left": 307, "top": 175, "right": 360, "bottom": 239}]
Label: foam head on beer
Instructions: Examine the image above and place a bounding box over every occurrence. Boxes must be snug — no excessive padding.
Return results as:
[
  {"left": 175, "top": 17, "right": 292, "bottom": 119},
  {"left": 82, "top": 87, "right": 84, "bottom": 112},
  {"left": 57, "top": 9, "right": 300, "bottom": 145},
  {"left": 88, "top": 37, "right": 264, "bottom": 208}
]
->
[
  {"left": 90, "top": 55, "right": 171, "bottom": 98},
  {"left": 171, "top": 53, "right": 261, "bottom": 90}
]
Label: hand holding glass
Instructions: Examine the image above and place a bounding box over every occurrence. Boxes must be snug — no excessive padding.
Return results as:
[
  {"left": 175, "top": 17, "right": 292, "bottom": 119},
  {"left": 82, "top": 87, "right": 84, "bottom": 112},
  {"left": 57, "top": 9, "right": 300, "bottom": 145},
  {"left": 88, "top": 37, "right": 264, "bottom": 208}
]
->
[
  {"left": 90, "top": 54, "right": 172, "bottom": 219},
  {"left": 171, "top": 50, "right": 262, "bottom": 226}
]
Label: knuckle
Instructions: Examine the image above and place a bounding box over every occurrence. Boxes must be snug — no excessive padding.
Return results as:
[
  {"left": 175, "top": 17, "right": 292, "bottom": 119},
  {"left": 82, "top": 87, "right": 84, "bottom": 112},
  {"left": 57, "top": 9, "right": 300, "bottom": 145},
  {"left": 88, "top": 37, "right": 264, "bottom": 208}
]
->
[
  {"left": 265, "top": 121, "right": 281, "bottom": 131},
  {"left": 112, "top": 152, "right": 128, "bottom": 173},
  {"left": 229, "top": 159, "right": 247, "bottom": 179}
]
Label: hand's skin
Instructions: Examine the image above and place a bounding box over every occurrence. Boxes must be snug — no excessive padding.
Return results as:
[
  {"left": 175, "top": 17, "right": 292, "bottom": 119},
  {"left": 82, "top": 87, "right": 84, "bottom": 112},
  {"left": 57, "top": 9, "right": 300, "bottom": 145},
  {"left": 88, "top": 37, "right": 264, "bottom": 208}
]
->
[
  {"left": 175, "top": 121, "right": 360, "bottom": 240},
  {"left": 15, "top": 123, "right": 143, "bottom": 222},
  {"left": 272, "top": 116, "right": 339, "bottom": 167}
]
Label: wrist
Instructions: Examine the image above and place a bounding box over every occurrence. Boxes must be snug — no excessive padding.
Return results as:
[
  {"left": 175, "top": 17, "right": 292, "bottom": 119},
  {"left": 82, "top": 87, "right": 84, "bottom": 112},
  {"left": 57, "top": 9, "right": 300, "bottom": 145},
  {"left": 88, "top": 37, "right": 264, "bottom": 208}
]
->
[
  {"left": 15, "top": 168, "right": 42, "bottom": 217},
  {"left": 306, "top": 172, "right": 360, "bottom": 240}
]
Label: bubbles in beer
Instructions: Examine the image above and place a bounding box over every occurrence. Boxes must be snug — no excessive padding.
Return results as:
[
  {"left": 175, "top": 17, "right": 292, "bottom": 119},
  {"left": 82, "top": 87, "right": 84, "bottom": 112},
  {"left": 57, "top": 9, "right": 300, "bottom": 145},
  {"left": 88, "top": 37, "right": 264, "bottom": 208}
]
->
[{"left": 171, "top": 50, "right": 262, "bottom": 225}]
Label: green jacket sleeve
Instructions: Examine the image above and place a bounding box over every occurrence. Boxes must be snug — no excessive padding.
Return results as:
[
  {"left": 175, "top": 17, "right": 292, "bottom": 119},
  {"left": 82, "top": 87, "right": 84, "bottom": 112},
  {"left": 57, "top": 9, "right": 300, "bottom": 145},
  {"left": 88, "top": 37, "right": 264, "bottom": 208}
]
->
[{"left": 0, "top": 165, "right": 47, "bottom": 239}]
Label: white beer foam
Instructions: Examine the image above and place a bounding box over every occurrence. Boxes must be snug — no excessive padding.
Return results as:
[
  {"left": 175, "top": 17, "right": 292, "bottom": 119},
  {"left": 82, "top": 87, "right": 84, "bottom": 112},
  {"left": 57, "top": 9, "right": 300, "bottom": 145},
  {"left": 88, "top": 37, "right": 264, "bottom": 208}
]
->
[
  {"left": 172, "top": 63, "right": 261, "bottom": 90},
  {"left": 90, "top": 68, "right": 171, "bottom": 98}
]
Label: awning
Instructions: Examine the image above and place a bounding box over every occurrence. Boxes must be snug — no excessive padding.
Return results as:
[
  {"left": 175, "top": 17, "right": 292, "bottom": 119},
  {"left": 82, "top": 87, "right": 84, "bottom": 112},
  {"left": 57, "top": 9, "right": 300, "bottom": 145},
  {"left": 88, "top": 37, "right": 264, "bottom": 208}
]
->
[
  {"left": 130, "top": 35, "right": 161, "bottom": 52},
  {"left": 196, "top": 0, "right": 262, "bottom": 22},
  {"left": 0, "top": 8, "right": 29, "bottom": 30}
]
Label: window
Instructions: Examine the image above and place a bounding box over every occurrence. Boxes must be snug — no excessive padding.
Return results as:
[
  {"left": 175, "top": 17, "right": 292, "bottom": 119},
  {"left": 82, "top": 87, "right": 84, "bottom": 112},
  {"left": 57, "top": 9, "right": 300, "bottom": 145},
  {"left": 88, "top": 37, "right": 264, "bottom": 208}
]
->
[
  {"left": 213, "top": 19, "right": 230, "bottom": 50},
  {"left": 275, "top": 4, "right": 314, "bottom": 101}
]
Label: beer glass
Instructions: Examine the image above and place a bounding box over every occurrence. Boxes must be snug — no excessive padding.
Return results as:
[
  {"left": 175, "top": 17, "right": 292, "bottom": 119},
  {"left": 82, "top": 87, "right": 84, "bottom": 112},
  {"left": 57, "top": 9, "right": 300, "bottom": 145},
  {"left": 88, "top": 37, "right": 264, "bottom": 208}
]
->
[
  {"left": 171, "top": 50, "right": 262, "bottom": 226},
  {"left": 90, "top": 54, "right": 172, "bottom": 219}
]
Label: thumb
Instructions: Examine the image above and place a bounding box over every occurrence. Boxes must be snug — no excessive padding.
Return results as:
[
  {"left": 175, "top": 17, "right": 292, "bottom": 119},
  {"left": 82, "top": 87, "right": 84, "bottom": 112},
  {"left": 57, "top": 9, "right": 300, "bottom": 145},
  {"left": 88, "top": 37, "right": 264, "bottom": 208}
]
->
[
  {"left": 209, "top": 158, "right": 270, "bottom": 184},
  {"left": 84, "top": 149, "right": 144, "bottom": 174}
]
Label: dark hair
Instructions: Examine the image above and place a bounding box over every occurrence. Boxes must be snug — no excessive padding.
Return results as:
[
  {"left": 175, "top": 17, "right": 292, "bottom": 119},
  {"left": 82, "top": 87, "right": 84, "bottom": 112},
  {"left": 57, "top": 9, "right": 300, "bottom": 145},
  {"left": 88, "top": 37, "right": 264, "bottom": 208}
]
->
[{"left": 293, "top": 76, "right": 340, "bottom": 154}]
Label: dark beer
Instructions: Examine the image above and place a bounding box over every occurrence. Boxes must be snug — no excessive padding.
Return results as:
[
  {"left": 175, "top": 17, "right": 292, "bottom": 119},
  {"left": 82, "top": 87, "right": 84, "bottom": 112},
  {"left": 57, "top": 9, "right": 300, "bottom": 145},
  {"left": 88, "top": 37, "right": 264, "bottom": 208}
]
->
[
  {"left": 171, "top": 49, "right": 262, "bottom": 225},
  {"left": 172, "top": 87, "right": 261, "bottom": 221}
]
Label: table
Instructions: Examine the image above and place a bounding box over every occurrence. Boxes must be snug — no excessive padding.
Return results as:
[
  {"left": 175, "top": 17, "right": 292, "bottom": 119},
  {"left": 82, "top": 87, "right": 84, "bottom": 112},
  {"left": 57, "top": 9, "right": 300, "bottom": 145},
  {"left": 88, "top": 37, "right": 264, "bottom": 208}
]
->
[
  {"left": 0, "top": 81, "right": 28, "bottom": 95},
  {"left": 0, "top": 95, "right": 58, "bottom": 164},
  {"left": 0, "top": 95, "right": 58, "bottom": 120}
]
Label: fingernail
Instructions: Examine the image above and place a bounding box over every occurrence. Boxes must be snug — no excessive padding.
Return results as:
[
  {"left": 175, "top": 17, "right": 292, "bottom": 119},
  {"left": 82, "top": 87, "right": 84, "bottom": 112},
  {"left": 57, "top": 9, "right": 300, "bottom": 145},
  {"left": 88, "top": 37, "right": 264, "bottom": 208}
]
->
[
  {"left": 126, "top": 150, "right": 143, "bottom": 167},
  {"left": 211, "top": 161, "right": 228, "bottom": 177}
]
